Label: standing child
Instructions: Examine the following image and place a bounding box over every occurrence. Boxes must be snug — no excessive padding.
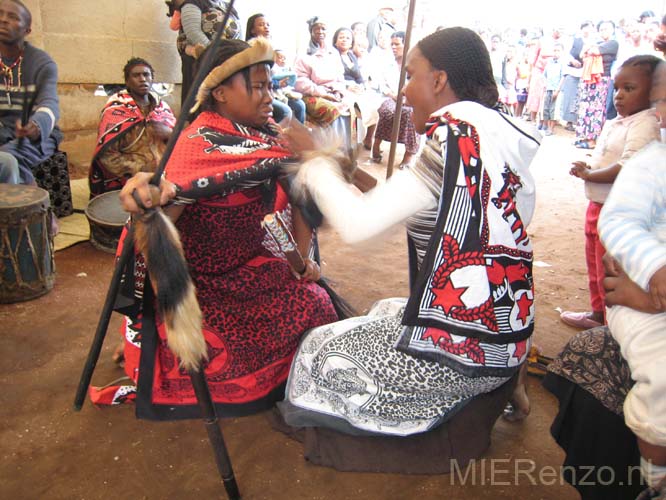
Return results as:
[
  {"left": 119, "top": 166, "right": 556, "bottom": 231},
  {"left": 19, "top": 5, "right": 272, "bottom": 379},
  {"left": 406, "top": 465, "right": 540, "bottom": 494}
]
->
[
  {"left": 560, "top": 55, "right": 662, "bottom": 329},
  {"left": 598, "top": 60, "right": 666, "bottom": 500},
  {"left": 541, "top": 43, "right": 564, "bottom": 135},
  {"left": 515, "top": 47, "right": 532, "bottom": 118},
  {"left": 500, "top": 45, "right": 519, "bottom": 115}
]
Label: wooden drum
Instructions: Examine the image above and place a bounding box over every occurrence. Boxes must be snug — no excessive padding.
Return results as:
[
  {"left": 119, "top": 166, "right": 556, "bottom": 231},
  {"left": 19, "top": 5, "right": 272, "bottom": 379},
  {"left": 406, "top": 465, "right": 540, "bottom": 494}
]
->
[
  {"left": 85, "top": 191, "right": 129, "bottom": 254},
  {"left": 0, "top": 184, "right": 55, "bottom": 303}
]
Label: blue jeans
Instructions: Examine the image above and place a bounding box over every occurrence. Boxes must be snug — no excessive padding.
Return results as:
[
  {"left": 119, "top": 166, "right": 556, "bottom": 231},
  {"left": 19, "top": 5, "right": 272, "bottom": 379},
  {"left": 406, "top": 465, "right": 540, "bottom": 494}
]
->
[
  {"left": 287, "top": 98, "right": 306, "bottom": 124},
  {"left": 272, "top": 99, "right": 292, "bottom": 124}
]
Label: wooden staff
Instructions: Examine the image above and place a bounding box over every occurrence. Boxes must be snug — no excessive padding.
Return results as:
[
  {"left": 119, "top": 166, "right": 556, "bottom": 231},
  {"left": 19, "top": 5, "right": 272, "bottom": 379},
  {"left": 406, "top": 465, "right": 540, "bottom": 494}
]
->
[
  {"left": 386, "top": 0, "right": 418, "bottom": 179},
  {"left": 73, "top": 1, "right": 240, "bottom": 498}
]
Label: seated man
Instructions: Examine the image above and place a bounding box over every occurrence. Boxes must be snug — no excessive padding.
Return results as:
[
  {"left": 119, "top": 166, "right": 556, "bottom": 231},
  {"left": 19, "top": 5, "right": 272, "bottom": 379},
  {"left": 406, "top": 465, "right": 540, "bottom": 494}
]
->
[
  {"left": 88, "top": 57, "right": 176, "bottom": 197},
  {"left": 0, "top": 0, "right": 62, "bottom": 184}
]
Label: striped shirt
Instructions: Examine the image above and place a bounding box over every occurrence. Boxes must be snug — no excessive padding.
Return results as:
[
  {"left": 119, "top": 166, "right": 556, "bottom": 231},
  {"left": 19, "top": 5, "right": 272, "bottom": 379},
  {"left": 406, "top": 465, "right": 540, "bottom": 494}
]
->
[{"left": 599, "top": 141, "right": 666, "bottom": 289}]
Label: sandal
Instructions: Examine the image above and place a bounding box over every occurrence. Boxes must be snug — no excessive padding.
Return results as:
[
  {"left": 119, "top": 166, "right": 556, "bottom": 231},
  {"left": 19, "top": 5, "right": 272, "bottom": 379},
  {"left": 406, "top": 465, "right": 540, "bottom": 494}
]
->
[{"left": 371, "top": 154, "right": 383, "bottom": 164}]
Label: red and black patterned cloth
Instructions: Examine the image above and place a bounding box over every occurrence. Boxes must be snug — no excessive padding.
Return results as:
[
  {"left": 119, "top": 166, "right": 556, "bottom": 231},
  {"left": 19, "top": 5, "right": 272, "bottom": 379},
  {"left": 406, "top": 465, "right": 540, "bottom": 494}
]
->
[
  {"left": 90, "top": 112, "right": 338, "bottom": 419},
  {"left": 88, "top": 91, "right": 176, "bottom": 197}
]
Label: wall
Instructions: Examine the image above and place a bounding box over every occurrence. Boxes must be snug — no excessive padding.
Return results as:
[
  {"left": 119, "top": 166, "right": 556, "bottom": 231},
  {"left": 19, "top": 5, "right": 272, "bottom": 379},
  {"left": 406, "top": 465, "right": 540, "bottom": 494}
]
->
[{"left": 22, "top": 0, "right": 183, "bottom": 169}]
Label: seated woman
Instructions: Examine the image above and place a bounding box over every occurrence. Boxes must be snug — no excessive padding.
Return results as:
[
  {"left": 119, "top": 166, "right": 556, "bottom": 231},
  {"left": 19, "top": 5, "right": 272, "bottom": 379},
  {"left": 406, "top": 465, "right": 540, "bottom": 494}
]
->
[
  {"left": 277, "top": 27, "right": 539, "bottom": 462},
  {"left": 101, "top": 38, "right": 339, "bottom": 418},
  {"left": 88, "top": 58, "right": 175, "bottom": 198},
  {"left": 245, "top": 12, "right": 306, "bottom": 124},
  {"left": 370, "top": 31, "right": 420, "bottom": 168},
  {"left": 544, "top": 293, "right": 649, "bottom": 499},
  {"left": 332, "top": 26, "right": 384, "bottom": 151},
  {"left": 293, "top": 17, "right": 350, "bottom": 127}
]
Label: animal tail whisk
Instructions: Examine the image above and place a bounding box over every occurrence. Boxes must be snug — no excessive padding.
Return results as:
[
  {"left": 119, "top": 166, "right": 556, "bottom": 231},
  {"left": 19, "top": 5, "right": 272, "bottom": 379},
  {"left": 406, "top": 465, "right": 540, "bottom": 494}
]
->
[{"left": 133, "top": 188, "right": 207, "bottom": 372}]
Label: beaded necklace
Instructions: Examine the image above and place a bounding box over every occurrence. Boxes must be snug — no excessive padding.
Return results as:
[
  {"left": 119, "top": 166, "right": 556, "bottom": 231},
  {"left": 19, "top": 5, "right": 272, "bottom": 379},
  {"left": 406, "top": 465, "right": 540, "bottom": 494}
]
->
[{"left": 0, "top": 51, "right": 23, "bottom": 106}]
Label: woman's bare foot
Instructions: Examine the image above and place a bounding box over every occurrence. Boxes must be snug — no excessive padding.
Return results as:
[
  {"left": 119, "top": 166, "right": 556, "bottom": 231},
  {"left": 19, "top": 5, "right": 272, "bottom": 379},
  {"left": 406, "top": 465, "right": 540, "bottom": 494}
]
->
[
  {"left": 111, "top": 339, "right": 125, "bottom": 368},
  {"left": 503, "top": 363, "right": 530, "bottom": 422}
]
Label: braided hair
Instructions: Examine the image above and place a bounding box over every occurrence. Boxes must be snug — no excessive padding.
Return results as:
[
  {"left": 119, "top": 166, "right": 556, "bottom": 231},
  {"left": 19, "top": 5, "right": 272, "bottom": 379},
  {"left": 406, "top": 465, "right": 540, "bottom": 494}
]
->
[{"left": 417, "top": 27, "right": 498, "bottom": 108}]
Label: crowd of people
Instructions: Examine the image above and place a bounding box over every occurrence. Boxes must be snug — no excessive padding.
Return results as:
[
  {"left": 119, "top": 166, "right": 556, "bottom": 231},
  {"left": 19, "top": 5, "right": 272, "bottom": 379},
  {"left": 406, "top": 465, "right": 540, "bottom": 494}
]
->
[{"left": 3, "top": 0, "right": 666, "bottom": 498}]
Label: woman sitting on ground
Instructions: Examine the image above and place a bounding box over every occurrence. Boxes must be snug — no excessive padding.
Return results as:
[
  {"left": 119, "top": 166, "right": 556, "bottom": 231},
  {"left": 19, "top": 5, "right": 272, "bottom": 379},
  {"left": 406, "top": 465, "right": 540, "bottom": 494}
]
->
[{"left": 278, "top": 26, "right": 539, "bottom": 440}]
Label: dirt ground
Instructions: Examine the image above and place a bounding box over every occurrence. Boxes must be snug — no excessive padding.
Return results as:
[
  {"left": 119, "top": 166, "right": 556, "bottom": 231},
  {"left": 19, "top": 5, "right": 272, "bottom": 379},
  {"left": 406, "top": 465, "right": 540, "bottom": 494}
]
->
[{"left": 0, "top": 126, "right": 594, "bottom": 499}]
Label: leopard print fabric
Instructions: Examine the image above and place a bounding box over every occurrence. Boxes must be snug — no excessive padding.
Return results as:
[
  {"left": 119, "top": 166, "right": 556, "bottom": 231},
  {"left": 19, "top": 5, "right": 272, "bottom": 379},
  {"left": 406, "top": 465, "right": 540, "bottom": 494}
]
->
[{"left": 284, "top": 298, "right": 509, "bottom": 436}]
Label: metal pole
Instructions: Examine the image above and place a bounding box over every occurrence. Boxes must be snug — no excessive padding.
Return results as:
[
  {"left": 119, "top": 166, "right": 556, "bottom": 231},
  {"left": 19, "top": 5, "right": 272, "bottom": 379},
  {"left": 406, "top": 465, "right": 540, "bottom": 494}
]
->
[{"left": 386, "top": 0, "right": 418, "bottom": 179}]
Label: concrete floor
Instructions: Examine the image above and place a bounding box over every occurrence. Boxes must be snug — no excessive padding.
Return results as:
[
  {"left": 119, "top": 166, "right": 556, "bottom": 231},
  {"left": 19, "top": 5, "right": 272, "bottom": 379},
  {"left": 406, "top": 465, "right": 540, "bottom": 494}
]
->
[{"left": 0, "top": 132, "right": 587, "bottom": 499}]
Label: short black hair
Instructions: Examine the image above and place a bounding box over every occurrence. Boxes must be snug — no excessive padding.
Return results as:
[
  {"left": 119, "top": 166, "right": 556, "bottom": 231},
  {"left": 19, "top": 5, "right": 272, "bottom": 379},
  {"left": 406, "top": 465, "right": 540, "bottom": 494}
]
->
[
  {"left": 620, "top": 54, "right": 663, "bottom": 78},
  {"left": 332, "top": 27, "right": 354, "bottom": 48},
  {"left": 6, "top": 0, "right": 31, "bottom": 26},
  {"left": 391, "top": 31, "right": 405, "bottom": 43},
  {"left": 417, "top": 27, "right": 498, "bottom": 108},
  {"left": 123, "top": 57, "right": 154, "bottom": 81}
]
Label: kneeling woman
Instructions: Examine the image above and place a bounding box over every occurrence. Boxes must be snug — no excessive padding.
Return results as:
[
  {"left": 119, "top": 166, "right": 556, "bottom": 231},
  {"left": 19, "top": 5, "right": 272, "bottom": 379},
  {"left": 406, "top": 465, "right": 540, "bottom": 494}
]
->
[
  {"left": 280, "top": 27, "right": 540, "bottom": 436},
  {"left": 108, "top": 38, "right": 338, "bottom": 419}
]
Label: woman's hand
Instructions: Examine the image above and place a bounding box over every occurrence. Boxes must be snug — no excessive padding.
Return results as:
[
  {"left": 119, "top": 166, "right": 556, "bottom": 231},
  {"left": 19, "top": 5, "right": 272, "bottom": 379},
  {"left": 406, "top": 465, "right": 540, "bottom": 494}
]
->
[
  {"left": 569, "top": 161, "right": 590, "bottom": 180},
  {"left": 295, "top": 258, "right": 321, "bottom": 282},
  {"left": 279, "top": 119, "right": 317, "bottom": 156},
  {"left": 119, "top": 172, "right": 177, "bottom": 213}
]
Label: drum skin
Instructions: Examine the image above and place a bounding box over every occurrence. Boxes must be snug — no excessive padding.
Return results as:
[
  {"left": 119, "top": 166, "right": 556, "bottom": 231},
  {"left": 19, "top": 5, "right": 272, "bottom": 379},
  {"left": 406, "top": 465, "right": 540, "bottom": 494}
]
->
[
  {"left": 85, "top": 191, "right": 129, "bottom": 254},
  {"left": 0, "top": 184, "right": 55, "bottom": 303}
]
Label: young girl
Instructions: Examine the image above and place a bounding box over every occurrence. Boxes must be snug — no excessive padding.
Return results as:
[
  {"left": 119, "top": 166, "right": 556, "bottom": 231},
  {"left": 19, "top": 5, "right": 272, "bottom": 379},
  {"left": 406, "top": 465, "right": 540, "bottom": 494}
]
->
[{"left": 560, "top": 55, "right": 662, "bottom": 329}]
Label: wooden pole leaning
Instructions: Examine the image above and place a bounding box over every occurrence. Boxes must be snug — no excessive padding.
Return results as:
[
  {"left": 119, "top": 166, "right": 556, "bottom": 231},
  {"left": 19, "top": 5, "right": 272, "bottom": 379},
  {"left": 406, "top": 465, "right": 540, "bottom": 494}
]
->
[
  {"left": 73, "top": 1, "right": 241, "bottom": 498},
  {"left": 385, "top": 0, "right": 418, "bottom": 179}
]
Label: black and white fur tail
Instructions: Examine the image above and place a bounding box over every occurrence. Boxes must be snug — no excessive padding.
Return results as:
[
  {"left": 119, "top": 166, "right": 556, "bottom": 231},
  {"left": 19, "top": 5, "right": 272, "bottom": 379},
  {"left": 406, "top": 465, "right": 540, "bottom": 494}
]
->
[{"left": 134, "top": 208, "right": 207, "bottom": 372}]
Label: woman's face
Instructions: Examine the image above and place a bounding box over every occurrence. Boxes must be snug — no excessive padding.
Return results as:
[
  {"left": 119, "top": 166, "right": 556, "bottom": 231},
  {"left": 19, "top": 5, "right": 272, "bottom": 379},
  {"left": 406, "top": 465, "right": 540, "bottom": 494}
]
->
[
  {"left": 311, "top": 23, "right": 327, "bottom": 46},
  {"left": 214, "top": 64, "right": 274, "bottom": 128},
  {"left": 335, "top": 29, "right": 353, "bottom": 53},
  {"left": 251, "top": 16, "right": 270, "bottom": 38},
  {"left": 598, "top": 22, "right": 614, "bottom": 41},
  {"left": 352, "top": 23, "right": 366, "bottom": 42},
  {"left": 377, "top": 28, "right": 391, "bottom": 50},
  {"left": 403, "top": 47, "right": 440, "bottom": 134},
  {"left": 390, "top": 36, "right": 404, "bottom": 59}
]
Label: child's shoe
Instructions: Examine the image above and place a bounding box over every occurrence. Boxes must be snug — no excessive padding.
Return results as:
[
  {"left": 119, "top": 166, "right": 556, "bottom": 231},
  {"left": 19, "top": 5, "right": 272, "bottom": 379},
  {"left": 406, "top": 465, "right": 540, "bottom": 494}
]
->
[{"left": 560, "top": 311, "right": 603, "bottom": 329}]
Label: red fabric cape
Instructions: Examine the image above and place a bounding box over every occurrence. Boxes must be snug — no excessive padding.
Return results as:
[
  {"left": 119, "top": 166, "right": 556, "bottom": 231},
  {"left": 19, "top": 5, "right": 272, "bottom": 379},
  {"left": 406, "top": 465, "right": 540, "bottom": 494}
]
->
[
  {"left": 88, "top": 91, "right": 176, "bottom": 197},
  {"left": 165, "top": 111, "right": 293, "bottom": 199}
]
